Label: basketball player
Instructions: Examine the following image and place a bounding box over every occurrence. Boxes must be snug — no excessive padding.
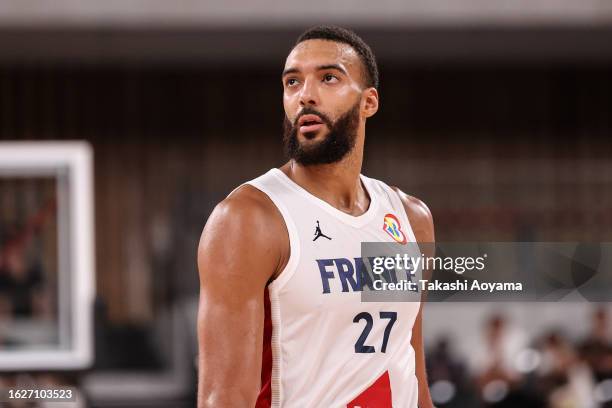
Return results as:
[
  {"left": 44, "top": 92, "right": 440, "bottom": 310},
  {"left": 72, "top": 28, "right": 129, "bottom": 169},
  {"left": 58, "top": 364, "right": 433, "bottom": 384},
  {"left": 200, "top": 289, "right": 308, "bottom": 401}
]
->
[{"left": 197, "top": 25, "right": 435, "bottom": 407}]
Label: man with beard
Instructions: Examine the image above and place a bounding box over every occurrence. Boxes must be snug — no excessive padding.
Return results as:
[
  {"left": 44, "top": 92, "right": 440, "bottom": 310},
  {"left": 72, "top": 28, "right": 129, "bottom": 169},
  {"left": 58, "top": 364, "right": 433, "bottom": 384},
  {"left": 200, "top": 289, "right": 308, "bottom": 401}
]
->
[{"left": 197, "top": 26, "right": 435, "bottom": 408}]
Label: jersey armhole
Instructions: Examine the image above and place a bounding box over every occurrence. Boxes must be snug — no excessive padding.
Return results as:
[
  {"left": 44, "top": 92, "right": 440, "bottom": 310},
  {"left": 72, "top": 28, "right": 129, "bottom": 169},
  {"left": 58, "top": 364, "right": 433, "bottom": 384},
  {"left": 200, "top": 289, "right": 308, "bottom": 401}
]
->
[
  {"left": 388, "top": 186, "right": 418, "bottom": 244},
  {"left": 244, "top": 181, "right": 301, "bottom": 293}
]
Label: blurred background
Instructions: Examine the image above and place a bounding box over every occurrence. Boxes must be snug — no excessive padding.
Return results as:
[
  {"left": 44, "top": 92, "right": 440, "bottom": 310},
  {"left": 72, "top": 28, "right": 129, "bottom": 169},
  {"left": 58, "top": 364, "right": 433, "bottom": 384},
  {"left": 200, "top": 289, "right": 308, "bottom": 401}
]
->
[{"left": 1, "top": 0, "right": 612, "bottom": 407}]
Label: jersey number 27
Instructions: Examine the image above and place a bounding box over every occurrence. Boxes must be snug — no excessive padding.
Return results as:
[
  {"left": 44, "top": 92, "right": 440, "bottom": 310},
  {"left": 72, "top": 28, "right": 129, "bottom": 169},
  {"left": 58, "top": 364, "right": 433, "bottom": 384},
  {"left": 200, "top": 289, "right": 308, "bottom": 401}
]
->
[{"left": 353, "top": 311, "right": 397, "bottom": 353}]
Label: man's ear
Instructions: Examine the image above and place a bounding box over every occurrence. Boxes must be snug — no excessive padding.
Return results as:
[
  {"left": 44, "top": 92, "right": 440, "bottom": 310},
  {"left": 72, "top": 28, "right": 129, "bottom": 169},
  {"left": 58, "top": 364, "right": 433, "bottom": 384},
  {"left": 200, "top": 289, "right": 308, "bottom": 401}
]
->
[{"left": 362, "top": 87, "right": 379, "bottom": 118}]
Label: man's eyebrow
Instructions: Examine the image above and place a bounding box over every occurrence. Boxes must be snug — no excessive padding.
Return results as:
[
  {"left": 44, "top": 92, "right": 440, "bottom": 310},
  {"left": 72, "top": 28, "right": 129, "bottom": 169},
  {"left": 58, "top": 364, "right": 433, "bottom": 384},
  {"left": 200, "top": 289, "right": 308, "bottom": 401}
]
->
[
  {"left": 316, "top": 64, "right": 347, "bottom": 75},
  {"left": 282, "top": 64, "right": 348, "bottom": 77},
  {"left": 282, "top": 67, "right": 300, "bottom": 77}
]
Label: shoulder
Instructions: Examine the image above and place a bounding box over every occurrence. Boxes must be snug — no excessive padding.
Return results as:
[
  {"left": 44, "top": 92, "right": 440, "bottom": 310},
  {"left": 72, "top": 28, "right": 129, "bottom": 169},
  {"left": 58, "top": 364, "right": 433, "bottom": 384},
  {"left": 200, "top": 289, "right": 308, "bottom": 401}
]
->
[
  {"left": 203, "top": 183, "right": 287, "bottom": 242},
  {"left": 218, "top": 184, "right": 282, "bottom": 224},
  {"left": 198, "top": 184, "right": 289, "bottom": 279},
  {"left": 390, "top": 186, "right": 435, "bottom": 243}
]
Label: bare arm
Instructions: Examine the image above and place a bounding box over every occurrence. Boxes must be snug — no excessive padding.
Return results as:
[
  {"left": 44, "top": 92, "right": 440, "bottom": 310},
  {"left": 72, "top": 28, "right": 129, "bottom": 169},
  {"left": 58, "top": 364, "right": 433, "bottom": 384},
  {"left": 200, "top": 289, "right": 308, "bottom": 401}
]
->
[
  {"left": 411, "top": 308, "right": 433, "bottom": 408},
  {"left": 394, "top": 188, "right": 436, "bottom": 408},
  {"left": 197, "top": 186, "right": 288, "bottom": 407}
]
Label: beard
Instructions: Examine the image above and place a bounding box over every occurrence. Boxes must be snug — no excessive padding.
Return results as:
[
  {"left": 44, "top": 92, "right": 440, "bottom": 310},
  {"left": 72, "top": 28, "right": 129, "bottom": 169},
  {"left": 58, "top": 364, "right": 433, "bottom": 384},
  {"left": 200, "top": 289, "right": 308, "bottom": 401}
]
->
[{"left": 283, "top": 101, "right": 360, "bottom": 166}]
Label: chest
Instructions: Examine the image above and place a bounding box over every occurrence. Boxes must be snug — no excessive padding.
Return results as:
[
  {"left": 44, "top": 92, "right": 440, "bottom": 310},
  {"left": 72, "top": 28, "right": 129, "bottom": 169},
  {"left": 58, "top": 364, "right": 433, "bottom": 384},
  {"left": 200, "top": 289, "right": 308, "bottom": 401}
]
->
[{"left": 279, "top": 209, "right": 419, "bottom": 316}]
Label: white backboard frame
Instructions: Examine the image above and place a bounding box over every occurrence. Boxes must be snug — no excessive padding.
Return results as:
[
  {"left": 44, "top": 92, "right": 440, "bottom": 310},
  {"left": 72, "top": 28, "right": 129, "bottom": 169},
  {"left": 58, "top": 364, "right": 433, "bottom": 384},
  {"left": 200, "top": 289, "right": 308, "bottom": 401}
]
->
[{"left": 0, "top": 141, "right": 95, "bottom": 370}]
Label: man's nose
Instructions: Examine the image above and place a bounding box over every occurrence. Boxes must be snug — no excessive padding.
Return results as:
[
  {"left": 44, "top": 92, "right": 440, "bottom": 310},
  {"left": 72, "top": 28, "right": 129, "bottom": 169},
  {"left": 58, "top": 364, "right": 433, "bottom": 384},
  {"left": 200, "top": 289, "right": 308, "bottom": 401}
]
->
[{"left": 299, "top": 78, "right": 319, "bottom": 107}]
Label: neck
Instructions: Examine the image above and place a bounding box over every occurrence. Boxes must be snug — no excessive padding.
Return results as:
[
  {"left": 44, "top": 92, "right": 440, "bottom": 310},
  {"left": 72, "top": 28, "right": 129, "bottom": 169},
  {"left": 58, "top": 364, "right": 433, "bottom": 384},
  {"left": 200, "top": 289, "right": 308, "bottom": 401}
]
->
[{"left": 280, "top": 140, "right": 370, "bottom": 216}]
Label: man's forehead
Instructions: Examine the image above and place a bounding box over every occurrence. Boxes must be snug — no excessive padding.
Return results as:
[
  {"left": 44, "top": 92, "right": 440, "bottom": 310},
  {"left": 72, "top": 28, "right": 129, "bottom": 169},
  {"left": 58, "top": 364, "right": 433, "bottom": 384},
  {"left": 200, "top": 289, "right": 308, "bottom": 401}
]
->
[{"left": 284, "top": 39, "right": 360, "bottom": 72}]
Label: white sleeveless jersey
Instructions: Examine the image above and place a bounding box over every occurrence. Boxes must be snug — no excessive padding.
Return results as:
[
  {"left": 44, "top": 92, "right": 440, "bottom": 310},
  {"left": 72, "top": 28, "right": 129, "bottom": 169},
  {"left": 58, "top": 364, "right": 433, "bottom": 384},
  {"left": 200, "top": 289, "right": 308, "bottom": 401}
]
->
[{"left": 244, "top": 168, "right": 421, "bottom": 408}]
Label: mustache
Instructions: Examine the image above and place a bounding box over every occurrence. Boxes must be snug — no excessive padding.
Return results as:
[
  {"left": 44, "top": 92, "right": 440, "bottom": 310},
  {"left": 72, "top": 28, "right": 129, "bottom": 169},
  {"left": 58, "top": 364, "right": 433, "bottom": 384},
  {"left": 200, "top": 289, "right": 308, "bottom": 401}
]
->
[{"left": 292, "top": 107, "right": 333, "bottom": 128}]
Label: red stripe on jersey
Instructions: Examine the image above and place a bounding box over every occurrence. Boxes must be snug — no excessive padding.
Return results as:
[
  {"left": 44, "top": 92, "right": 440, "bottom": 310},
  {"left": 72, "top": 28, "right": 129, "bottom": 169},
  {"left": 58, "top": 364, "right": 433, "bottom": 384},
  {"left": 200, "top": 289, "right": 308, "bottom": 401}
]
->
[
  {"left": 255, "top": 288, "right": 272, "bottom": 407},
  {"left": 347, "top": 370, "right": 392, "bottom": 408}
]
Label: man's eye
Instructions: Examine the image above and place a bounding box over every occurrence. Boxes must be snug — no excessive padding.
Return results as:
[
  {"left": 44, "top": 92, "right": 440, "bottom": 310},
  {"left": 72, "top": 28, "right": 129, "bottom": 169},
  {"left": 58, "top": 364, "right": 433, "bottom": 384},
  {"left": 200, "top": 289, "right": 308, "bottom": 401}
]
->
[
  {"left": 286, "top": 78, "right": 298, "bottom": 86},
  {"left": 324, "top": 74, "right": 338, "bottom": 83}
]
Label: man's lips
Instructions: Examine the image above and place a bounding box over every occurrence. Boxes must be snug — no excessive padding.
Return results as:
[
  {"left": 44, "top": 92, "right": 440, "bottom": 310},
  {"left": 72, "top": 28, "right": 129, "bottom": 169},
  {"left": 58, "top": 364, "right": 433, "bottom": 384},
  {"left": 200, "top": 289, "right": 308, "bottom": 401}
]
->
[
  {"left": 297, "top": 114, "right": 325, "bottom": 135},
  {"left": 300, "top": 123, "right": 324, "bottom": 134}
]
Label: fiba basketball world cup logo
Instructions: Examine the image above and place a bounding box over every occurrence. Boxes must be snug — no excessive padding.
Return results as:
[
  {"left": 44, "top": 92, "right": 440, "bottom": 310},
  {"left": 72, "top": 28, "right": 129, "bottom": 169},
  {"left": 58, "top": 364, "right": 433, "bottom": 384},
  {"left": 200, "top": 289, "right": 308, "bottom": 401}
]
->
[{"left": 382, "top": 213, "right": 407, "bottom": 244}]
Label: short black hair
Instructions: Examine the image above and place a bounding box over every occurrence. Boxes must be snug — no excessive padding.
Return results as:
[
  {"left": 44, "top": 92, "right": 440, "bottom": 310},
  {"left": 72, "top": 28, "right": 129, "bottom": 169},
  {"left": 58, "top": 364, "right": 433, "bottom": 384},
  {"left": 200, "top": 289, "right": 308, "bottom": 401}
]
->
[{"left": 295, "top": 25, "right": 379, "bottom": 90}]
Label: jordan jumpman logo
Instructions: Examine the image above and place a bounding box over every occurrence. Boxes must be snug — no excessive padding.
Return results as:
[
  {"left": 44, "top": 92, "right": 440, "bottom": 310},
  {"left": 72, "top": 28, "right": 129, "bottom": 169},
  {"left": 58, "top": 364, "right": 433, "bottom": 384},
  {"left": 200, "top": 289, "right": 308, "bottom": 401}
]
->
[{"left": 313, "top": 220, "right": 332, "bottom": 241}]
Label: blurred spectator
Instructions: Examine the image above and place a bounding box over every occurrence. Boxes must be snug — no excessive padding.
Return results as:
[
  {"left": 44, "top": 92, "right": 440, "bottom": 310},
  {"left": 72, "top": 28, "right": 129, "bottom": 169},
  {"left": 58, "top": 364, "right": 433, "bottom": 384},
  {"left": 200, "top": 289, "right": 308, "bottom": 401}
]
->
[
  {"left": 426, "top": 337, "right": 478, "bottom": 407},
  {"left": 0, "top": 239, "right": 45, "bottom": 318},
  {"left": 580, "top": 307, "right": 612, "bottom": 407},
  {"left": 472, "top": 315, "right": 525, "bottom": 385},
  {"left": 0, "top": 225, "right": 51, "bottom": 348},
  {"left": 471, "top": 314, "right": 541, "bottom": 407},
  {"left": 538, "top": 330, "right": 598, "bottom": 408},
  {"left": 428, "top": 337, "right": 467, "bottom": 384},
  {"left": 580, "top": 307, "right": 612, "bottom": 381}
]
